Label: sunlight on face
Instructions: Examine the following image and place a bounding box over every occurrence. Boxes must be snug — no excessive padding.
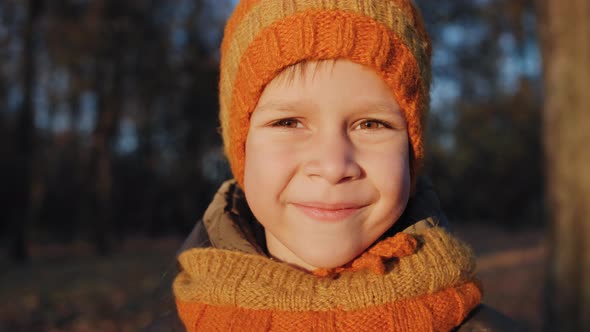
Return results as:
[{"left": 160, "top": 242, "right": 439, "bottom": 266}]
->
[{"left": 243, "top": 60, "right": 410, "bottom": 270}]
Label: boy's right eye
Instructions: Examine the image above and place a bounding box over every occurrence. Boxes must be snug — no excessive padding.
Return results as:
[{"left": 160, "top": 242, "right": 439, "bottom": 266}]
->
[{"left": 270, "top": 118, "right": 302, "bottom": 128}]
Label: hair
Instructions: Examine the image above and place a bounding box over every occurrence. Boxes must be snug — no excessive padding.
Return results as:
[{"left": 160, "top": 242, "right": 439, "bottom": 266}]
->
[{"left": 272, "top": 60, "right": 337, "bottom": 85}]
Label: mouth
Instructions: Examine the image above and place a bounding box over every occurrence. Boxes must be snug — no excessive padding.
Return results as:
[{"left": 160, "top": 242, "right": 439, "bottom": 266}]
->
[{"left": 291, "top": 202, "right": 367, "bottom": 222}]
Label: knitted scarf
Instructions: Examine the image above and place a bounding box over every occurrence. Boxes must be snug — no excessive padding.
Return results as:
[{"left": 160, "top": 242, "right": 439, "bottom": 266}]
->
[{"left": 173, "top": 181, "right": 482, "bottom": 331}]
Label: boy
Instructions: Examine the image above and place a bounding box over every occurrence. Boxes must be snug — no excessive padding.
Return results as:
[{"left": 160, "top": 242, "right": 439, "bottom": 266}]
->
[{"left": 169, "top": 0, "right": 518, "bottom": 331}]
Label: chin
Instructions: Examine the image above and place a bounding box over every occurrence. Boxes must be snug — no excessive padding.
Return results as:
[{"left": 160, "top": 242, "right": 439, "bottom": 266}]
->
[{"left": 299, "top": 248, "right": 363, "bottom": 270}]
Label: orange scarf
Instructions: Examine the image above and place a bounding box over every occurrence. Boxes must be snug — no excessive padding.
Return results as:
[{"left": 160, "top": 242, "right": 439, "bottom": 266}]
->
[{"left": 174, "top": 228, "right": 482, "bottom": 331}]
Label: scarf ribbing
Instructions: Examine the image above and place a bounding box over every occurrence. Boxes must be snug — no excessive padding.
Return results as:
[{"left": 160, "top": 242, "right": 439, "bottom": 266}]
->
[{"left": 173, "top": 227, "right": 482, "bottom": 331}]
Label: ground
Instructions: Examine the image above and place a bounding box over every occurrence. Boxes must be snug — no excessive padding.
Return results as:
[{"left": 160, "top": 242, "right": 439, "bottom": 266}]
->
[
  {"left": 456, "top": 225, "right": 545, "bottom": 331},
  {"left": 0, "top": 225, "right": 545, "bottom": 332}
]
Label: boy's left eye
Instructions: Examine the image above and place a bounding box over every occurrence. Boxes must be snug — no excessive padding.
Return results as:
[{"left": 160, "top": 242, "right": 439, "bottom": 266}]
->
[{"left": 355, "top": 120, "right": 390, "bottom": 130}]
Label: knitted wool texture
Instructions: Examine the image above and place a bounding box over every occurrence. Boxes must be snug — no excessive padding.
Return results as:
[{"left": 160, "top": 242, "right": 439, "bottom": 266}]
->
[
  {"left": 219, "top": 0, "right": 432, "bottom": 187},
  {"left": 174, "top": 227, "right": 481, "bottom": 331}
]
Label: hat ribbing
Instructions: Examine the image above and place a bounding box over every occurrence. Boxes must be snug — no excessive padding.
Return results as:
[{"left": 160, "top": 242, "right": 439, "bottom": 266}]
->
[{"left": 219, "top": 0, "right": 432, "bottom": 187}]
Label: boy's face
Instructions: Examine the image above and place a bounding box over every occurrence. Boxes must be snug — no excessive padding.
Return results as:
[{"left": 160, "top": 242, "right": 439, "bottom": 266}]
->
[{"left": 243, "top": 60, "right": 410, "bottom": 270}]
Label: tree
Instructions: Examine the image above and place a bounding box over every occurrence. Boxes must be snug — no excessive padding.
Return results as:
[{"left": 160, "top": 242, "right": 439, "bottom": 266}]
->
[
  {"left": 10, "top": 0, "right": 43, "bottom": 262},
  {"left": 536, "top": 0, "right": 590, "bottom": 330},
  {"left": 419, "top": 0, "right": 543, "bottom": 225}
]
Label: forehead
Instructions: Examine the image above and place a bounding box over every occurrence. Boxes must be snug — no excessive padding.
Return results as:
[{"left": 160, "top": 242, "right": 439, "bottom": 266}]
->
[
  {"left": 272, "top": 60, "right": 337, "bottom": 85},
  {"left": 257, "top": 60, "right": 400, "bottom": 112}
]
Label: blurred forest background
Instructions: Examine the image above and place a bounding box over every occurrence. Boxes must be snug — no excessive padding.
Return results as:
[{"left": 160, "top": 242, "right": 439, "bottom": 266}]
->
[
  {"left": 1, "top": 0, "right": 587, "bottom": 331},
  {"left": 0, "top": 0, "right": 543, "bottom": 260}
]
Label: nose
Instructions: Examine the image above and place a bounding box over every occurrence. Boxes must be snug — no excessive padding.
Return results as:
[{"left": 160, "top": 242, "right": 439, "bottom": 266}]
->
[{"left": 303, "top": 130, "right": 362, "bottom": 184}]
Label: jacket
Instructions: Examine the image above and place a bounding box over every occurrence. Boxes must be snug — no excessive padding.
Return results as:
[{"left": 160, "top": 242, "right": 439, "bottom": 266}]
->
[{"left": 144, "top": 177, "right": 524, "bottom": 331}]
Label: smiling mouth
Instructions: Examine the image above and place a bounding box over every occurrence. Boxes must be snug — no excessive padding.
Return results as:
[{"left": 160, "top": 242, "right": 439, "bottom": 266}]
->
[{"left": 291, "top": 203, "right": 366, "bottom": 222}]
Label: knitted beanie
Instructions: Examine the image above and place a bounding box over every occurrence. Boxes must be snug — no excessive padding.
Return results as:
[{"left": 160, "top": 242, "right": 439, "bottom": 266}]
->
[{"left": 219, "top": 0, "right": 432, "bottom": 188}]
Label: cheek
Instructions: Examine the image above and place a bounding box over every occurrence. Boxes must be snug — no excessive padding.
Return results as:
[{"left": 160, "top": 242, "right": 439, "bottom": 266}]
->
[
  {"left": 369, "top": 156, "right": 410, "bottom": 234},
  {"left": 243, "top": 133, "right": 299, "bottom": 207},
  {"left": 362, "top": 142, "right": 411, "bottom": 203}
]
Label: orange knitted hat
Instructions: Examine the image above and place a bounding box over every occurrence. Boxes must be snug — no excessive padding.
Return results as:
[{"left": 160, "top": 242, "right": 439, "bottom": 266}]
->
[{"left": 219, "top": 0, "right": 432, "bottom": 187}]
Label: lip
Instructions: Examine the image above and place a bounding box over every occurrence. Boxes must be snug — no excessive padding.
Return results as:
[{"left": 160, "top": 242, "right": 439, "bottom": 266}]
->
[{"left": 291, "top": 202, "right": 367, "bottom": 222}]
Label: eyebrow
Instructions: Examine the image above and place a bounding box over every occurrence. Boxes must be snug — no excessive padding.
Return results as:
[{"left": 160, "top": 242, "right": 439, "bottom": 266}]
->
[
  {"left": 254, "top": 100, "right": 312, "bottom": 113},
  {"left": 254, "top": 99, "right": 405, "bottom": 120},
  {"left": 355, "top": 101, "right": 405, "bottom": 118}
]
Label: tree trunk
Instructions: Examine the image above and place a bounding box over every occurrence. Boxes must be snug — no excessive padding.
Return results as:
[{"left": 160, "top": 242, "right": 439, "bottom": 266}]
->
[
  {"left": 537, "top": 0, "right": 590, "bottom": 330},
  {"left": 90, "top": 60, "right": 121, "bottom": 256},
  {"left": 11, "top": 0, "right": 41, "bottom": 262}
]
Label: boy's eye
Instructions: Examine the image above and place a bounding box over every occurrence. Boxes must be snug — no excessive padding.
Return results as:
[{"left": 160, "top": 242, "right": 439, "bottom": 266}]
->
[
  {"left": 271, "top": 118, "right": 302, "bottom": 128},
  {"left": 356, "top": 120, "right": 390, "bottom": 130}
]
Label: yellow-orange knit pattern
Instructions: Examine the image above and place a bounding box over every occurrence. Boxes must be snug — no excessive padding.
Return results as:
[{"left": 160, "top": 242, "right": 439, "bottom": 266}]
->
[
  {"left": 313, "top": 232, "right": 418, "bottom": 277},
  {"left": 174, "top": 227, "right": 482, "bottom": 331},
  {"left": 176, "top": 281, "right": 481, "bottom": 332},
  {"left": 219, "top": 0, "right": 432, "bottom": 189}
]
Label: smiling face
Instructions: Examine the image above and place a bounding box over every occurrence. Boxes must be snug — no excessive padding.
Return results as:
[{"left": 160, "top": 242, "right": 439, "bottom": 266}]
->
[{"left": 243, "top": 60, "right": 411, "bottom": 270}]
